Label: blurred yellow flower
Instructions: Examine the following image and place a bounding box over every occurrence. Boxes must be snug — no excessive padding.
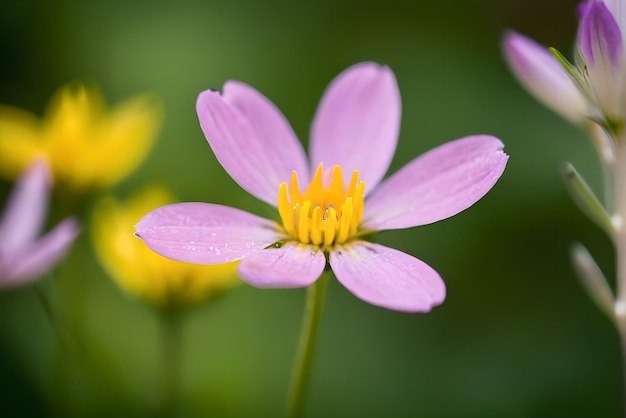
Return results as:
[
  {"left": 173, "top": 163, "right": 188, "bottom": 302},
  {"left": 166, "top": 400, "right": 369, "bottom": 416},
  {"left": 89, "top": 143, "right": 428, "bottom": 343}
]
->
[
  {"left": 92, "top": 186, "right": 240, "bottom": 310},
  {"left": 0, "top": 83, "right": 162, "bottom": 194}
]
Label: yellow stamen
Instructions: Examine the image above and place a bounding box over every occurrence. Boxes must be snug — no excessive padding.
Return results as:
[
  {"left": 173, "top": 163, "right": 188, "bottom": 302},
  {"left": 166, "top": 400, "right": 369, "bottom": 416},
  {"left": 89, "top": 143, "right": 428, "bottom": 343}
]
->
[{"left": 277, "top": 163, "right": 365, "bottom": 249}]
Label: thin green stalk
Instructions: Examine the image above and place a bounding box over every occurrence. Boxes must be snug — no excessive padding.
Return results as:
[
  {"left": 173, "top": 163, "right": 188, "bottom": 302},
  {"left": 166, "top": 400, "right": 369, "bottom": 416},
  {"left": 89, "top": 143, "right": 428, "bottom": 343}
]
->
[
  {"left": 286, "top": 270, "right": 331, "bottom": 418},
  {"left": 50, "top": 243, "right": 84, "bottom": 414},
  {"left": 36, "top": 283, "right": 77, "bottom": 354},
  {"left": 36, "top": 280, "right": 79, "bottom": 414},
  {"left": 156, "top": 310, "right": 183, "bottom": 418}
]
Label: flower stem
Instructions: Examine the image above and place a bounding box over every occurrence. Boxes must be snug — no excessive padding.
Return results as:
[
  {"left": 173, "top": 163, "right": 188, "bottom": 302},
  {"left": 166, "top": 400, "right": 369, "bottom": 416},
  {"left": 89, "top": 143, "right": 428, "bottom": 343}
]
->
[
  {"left": 156, "top": 310, "right": 183, "bottom": 418},
  {"left": 613, "top": 138, "right": 626, "bottom": 414},
  {"left": 36, "top": 280, "right": 79, "bottom": 413},
  {"left": 286, "top": 270, "right": 331, "bottom": 418},
  {"left": 616, "top": 322, "right": 626, "bottom": 415},
  {"left": 36, "top": 282, "right": 77, "bottom": 354},
  {"left": 589, "top": 123, "right": 616, "bottom": 213}
]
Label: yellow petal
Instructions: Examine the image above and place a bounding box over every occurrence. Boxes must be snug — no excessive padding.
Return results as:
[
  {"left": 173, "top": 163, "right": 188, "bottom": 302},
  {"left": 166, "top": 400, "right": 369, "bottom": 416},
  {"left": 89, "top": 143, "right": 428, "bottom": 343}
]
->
[
  {"left": 0, "top": 82, "right": 162, "bottom": 195},
  {"left": 44, "top": 84, "right": 105, "bottom": 188},
  {"left": 80, "top": 91, "right": 163, "bottom": 191},
  {"left": 0, "top": 104, "right": 46, "bottom": 179}
]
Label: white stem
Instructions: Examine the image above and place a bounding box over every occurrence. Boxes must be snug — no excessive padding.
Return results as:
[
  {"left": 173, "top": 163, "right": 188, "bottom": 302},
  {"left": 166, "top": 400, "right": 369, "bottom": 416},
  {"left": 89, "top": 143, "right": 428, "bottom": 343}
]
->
[
  {"left": 589, "top": 123, "right": 616, "bottom": 213},
  {"left": 615, "top": 140, "right": 626, "bottom": 309},
  {"left": 612, "top": 137, "right": 626, "bottom": 415}
]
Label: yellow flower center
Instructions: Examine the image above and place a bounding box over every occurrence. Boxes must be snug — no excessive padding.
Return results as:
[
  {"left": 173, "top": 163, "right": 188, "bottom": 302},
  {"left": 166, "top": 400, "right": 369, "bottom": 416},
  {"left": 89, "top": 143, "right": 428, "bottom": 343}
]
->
[{"left": 278, "top": 163, "right": 365, "bottom": 248}]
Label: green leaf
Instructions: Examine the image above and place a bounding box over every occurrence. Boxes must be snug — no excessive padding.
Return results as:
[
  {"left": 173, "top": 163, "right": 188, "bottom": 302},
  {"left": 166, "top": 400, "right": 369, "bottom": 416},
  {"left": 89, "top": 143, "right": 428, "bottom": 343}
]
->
[
  {"left": 571, "top": 243, "right": 615, "bottom": 320},
  {"left": 562, "top": 162, "right": 614, "bottom": 235},
  {"left": 549, "top": 47, "right": 588, "bottom": 91}
]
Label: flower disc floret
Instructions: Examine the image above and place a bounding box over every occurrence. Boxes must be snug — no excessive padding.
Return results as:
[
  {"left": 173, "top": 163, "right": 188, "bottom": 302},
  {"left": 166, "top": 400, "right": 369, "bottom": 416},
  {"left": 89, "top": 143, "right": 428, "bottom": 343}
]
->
[{"left": 278, "top": 163, "right": 364, "bottom": 248}]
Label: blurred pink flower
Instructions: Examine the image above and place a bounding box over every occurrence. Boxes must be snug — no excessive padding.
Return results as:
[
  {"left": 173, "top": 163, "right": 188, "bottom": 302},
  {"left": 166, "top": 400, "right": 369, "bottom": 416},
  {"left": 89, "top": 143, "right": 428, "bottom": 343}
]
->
[
  {"left": 0, "top": 161, "right": 79, "bottom": 289},
  {"left": 136, "top": 62, "right": 508, "bottom": 312},
  {"left": 578, "top": 0, "right": 624, "bottom": 120},
  {"left": 503, "top": 1, "right": 626, "bottom": 125},
  {"left": 502, "top": 31, "right": 588, "bottom": 123}
]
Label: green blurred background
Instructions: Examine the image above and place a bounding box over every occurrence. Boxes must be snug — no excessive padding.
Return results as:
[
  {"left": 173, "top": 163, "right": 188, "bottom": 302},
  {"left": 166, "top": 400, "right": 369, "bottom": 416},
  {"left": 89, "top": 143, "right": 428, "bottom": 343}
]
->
[{"left": 0, "top": 0, "right": 620, "bottom": 417}]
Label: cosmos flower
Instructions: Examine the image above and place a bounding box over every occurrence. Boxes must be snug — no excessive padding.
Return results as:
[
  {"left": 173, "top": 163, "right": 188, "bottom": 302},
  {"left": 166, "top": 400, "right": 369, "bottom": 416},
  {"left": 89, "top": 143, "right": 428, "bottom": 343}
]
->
[
  {"left": 0, "top": 161, "right": 79, "bottom": 289},
  {"left": 136, "top": 62, "right": 508, "bottom": 313},
  {"left": 0, "top": 83, "right": 162, "bottom": 195},
  {"left": 92, "top": 186, "right": 240, "bottom": 310}
]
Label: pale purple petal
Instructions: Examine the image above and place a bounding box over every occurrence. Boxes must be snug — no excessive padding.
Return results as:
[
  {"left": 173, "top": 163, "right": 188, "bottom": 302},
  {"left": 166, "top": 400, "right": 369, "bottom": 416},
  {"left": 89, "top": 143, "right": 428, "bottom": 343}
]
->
[
  {"left": 577, "top": 1, "right": 592, "bottom": 18},
  {"left": 329, "top": 241, "right": 445, "bottom": 312},
  {"left": 578, "top": 2, "right": 624, "bottom": 117},
  {"left": 0, "top": 160, "right": 49, "bottom": 256},
  {"left": 135, "top": 203, "right": 283, "bottom": 264},
  {"left": 603, "top": 0, "right": 626, "bottom": 36},
  {"left": 196, "top": 82, "right": 309, "bottom": 206},
  {"left": 502, "top": 31, "right": 588, "bottom": 123},
  {"left": 238, "top": 243, "right": 326, "bottom": 288},
  {"left": 578, "top": 2, "right": 623, "bottom": 68},
  {"left": 0, "top": 217, "right": 80, "bottom": 289},
  {"left": 310, "top": 62, "right": 401, "bottom": 192},
  {"left": 363, "top": 135, "right": 508, "bottom": 230}
]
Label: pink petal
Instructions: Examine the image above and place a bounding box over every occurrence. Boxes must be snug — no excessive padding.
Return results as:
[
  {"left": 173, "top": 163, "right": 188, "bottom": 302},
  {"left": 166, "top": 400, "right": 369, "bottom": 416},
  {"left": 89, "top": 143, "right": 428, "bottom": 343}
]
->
[
  {"left": 135, "top": 203, "right": 283, "bottom": 264},
  {"left": 310, "top": 62, "right": 401, "bottom": 193},
  {"left": 329, "top": 241, "right": 445, "bottom": 312},
  {"left": 0, "top": 217, "right": 80, "bottom": 289},
  {"left": 502, "top": 31, "right": 588, "bottom": 123},
  {"left": 0, "top": 160, "right": 50, "bottom": 256},
  {"left": 363, "top": 135, "right": 508, "bottom": 230},
  {"left": 196, "top": 82, "right": 309, "bottom": 206},
  {"left": 238, "top": 242, "right": 326, "bottom": 288},
  {"left": 604, "top": 0, "right": 626, "bottom": 35},
  {"left": 578, "top": 2, "right": 624, "bottom": 117},
  {"left": 578, "top": 2, "right": 623, "bottom": 68}
]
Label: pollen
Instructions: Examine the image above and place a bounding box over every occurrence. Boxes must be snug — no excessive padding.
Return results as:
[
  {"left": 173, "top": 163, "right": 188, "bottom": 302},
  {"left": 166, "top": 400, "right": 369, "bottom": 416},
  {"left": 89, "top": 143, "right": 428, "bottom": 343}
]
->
[{"left": 278, "top": 163, "right": 365, "bottom": 248}]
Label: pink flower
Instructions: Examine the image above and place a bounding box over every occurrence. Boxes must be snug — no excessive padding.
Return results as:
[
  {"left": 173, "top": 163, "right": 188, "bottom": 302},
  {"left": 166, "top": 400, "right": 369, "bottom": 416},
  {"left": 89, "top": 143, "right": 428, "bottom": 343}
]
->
[
  {"left": 136, "top": 62, "right": 508, "bottom": 312},
  {"left": 502, "top": 1, "right": 626, "bottom": 125},
  {"left": 578, "top": 0, "right": 624, "bottom": 120},
  {"left": 502, "top": 31, "right": 588, "bottom": 123},
  {"left": 0, "top": 161, "right": 80, "bottom": 289}
]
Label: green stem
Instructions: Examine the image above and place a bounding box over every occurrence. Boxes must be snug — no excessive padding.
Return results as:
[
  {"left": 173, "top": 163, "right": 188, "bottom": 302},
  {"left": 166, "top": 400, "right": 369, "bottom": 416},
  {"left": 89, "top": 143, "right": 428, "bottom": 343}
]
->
[
  {"left": 286, "top": 270, "right": 331, "bottom": 418},
  {"left": 36, "top": 280, "right": 78, "bottom": 413},
  {"left": 156, "top": 310, "right": 183, "bottom": 418},
  {"left": 36, "top": 283, "right": 77, "bottom": 354}
]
